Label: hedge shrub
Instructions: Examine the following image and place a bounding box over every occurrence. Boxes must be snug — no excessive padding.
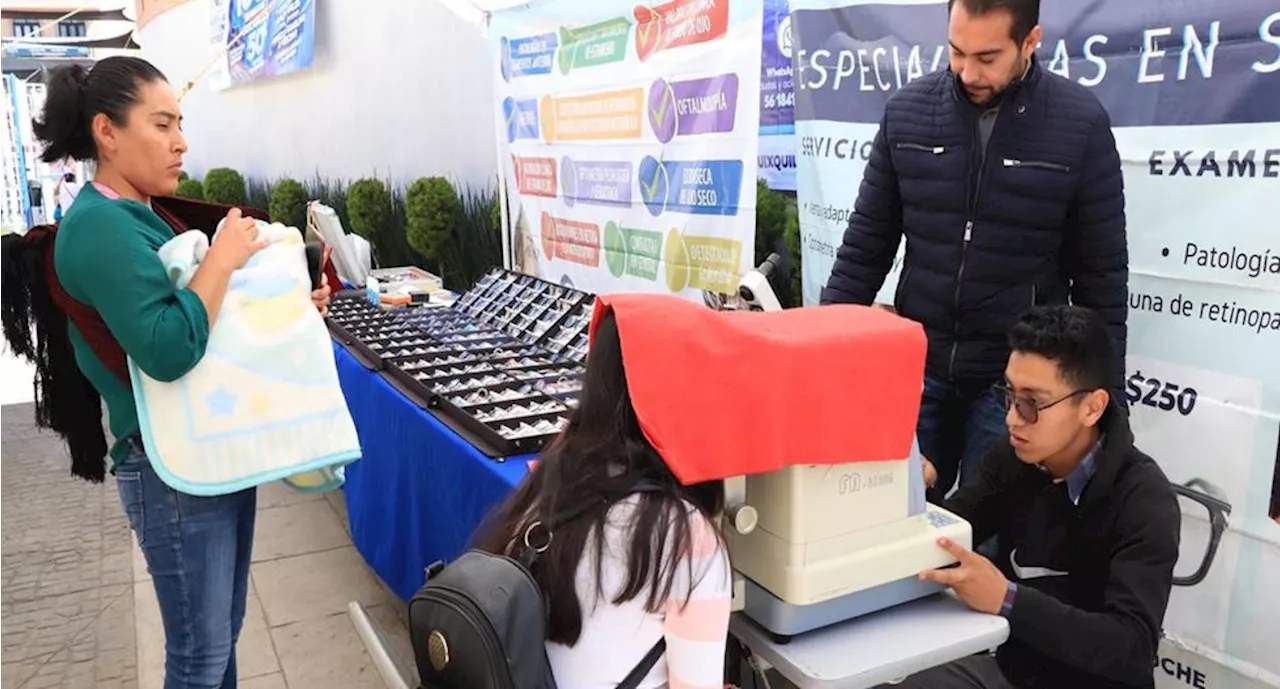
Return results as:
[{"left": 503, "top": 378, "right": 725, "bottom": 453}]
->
[
  {"left": 405, "top": 177, "right": 460, "bottom": 264},
  {"left": 346, "top": 178, "right": 391, "bottom": 244},
  {"left": 203, "top": 168, "right": 246, "bottom": 206},
  {"left": 269, "top": 178, "right": 309, "bottom": 230},
  {"left": 175, "top": 178, "right": 204, "bottom": 200}
]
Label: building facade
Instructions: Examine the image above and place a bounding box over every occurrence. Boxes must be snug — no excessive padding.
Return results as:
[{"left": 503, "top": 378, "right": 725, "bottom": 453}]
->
[{"left": 2, "top": 1, "right": 137, "bottom": 78}]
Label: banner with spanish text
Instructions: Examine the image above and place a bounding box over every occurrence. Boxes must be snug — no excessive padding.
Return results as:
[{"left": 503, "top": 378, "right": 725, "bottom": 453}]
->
[
  {"left": 791, "top": 1, "right": 1280, "bottom": 686},
  {"left": 491, "top": 0, "right": 764, "bottom": 299},
  {"left": 208, "top": 0, "right": 316, "bottom": 90},
  {"left": 758, "top": 0, "right": 796, "bottom": 191}
]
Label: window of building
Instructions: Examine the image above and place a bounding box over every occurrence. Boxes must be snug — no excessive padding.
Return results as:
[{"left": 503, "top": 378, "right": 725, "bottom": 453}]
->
[
  {"left": 58, "top": 21, "right": 87, "bottom": 38},
  {"left": 12, "top": 19, "right": 42, "bottom": 37}
]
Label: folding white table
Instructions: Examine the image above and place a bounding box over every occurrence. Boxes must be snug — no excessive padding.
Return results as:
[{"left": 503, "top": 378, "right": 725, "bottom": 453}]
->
[{"left": 730, "top": 593, "right": 1011, "bottom": 688}]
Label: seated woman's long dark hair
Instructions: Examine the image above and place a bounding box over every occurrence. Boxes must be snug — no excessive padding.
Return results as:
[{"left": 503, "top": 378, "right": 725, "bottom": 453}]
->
[
  {"left": 1, "top": 229, "right": 109, "bottom": 481},
  {"left": 472, "top": 309, "right": 725, "bottom": 646}
]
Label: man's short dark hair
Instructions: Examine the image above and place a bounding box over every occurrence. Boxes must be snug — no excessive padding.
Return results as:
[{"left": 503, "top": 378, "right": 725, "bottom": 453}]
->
[
  {"left": 1008, "top": 305, "right": 1114, "bottom": 392},
  {"left": 948, "top": 0, "right": 1041, "bottom": 44}
]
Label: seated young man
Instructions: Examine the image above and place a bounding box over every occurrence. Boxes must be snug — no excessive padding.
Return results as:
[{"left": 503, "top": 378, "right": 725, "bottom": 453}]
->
[{"left": 903, "top": 305, "right": 1181, "bottom": 689}]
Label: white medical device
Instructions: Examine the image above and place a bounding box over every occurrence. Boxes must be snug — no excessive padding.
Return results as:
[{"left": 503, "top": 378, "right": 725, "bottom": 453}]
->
[{"left": 720, "top": 255, "right": 973, "bottom": 641}]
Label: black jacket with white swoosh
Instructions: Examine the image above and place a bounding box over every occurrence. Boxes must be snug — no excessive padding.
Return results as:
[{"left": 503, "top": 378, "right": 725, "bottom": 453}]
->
[{"left": 945, "top": 402, "right": 1180, "bottom": 689}]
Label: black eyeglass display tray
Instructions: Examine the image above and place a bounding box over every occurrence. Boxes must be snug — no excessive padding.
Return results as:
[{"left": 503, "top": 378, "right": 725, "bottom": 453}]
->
[
  {"left": 450, "top": 268, "right": 594, "bottom": 363},
  {"left": 428, "top": 377, "right": 573, "bottom": 458},
  {"left": 326, "top": 291, "right": 407, "bottom": 369},
  {"left": 328, "top": 273, "right": 595, "bottom": 458}
]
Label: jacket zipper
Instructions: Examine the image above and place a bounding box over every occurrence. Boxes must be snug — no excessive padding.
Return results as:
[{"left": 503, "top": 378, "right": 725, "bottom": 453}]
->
[
  {"left": 895, "top": 267, "right": 913, "bottom": 313},
  {"left": 949, "top": 127, "right": 989, "bottom": 379},
  {"left": 895, "top": 142, "right": 947, "bottom": 155},
  {"left": 1003, "top": 158, "right": 1071, "bottom": 173},
  {"left": 426, "top": 588, "right": 517, "bottom": 689}
]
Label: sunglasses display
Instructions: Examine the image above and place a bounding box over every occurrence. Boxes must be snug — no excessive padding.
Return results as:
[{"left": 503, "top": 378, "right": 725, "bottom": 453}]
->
[
  {"left": 447, "top": 268, "right": 594, "bottom": 361},
  {"left": 325, "top": 273, "right": 597, "bottom": 458},
  {"left": 325, "top": 291, "right": 411, "bottom": 366},
  {"left": 537, "top": 296, "right": 595, "bottom": 363}
]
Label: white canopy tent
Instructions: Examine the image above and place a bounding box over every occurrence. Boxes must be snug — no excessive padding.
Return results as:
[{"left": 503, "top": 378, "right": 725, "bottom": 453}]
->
[{"left": 432, "top": 0, "right": 533, "bottom": 28}]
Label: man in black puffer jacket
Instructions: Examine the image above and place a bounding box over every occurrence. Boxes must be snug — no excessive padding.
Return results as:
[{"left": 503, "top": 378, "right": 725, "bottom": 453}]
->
[{"left": 822, "top": 0, "right": 1127, "bottom": 500}]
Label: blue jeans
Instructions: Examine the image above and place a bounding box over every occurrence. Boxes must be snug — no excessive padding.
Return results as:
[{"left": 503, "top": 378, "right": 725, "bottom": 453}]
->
[
  {"left": 917, "top": 375, "right": 1008, "bottom": 504},
  {"left": 116, "top": 444, "right": 257, "bottom": 689}
]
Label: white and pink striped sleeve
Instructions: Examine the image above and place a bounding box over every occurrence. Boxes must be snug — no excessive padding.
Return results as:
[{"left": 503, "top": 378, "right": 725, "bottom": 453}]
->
[{"left": 663, "top": 515, "right": 732, "bottom": 689}]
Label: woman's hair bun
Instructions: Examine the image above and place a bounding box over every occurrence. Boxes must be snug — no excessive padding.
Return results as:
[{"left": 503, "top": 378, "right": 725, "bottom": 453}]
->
[{"left": 31, "top": 57, "right": 167, "bottom": 164}]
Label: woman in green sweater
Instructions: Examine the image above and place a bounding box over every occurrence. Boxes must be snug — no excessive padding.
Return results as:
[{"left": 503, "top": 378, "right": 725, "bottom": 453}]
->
[{"left": 31, "top": 57, "right": 330, "bottom": 689}]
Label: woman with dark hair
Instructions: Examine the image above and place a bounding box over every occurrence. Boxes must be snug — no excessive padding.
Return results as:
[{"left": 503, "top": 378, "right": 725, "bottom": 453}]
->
[
  {"left": 6, "top": 56, "right": 328, "bottom": 689},
  {"left": 473, "top": 308, "right": 732, "bottom": 688}
]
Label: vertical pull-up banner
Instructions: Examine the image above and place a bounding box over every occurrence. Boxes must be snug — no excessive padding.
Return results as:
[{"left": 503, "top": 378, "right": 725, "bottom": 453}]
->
[
  {"left": 491, "top": 0, "right": 764, "bottom": 300},
  {"left": 758, "top": 0, "right": 796, "bottom": 191},
  {"left": 791, "top": 1, "right": 1280, "bottom": 687}
]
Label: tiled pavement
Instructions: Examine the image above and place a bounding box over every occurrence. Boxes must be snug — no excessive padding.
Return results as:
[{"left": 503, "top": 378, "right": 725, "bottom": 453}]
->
[
  {"left": 131, "top": 481, "right": 419, "bottom": 689},
  {"left": 2, "top": 399, "right": 421, "bottom": 689},
  {"left": 1, "top": 403, "right": 138, "bottom": 689}
]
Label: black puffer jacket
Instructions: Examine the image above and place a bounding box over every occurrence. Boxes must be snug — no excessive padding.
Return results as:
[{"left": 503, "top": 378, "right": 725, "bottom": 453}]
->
[{"left": 821, "top": 59, "right": 1128, "bottom": 388}]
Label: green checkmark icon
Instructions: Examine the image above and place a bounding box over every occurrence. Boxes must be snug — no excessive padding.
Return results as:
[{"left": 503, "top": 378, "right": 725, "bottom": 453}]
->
[
  {"left": 642, "top": 159, "right": 664, "bottom": 202},
  {"left": 636, "top": 6, "right": 658, "bottom": 52},
  {"left": 651, "top": 86, "right": 671, "bottom": 131}
]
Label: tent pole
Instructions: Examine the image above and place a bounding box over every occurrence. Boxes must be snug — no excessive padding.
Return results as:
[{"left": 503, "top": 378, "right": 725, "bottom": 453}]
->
[{"left": 487, "top": 10, "right": 515, "bottom": 273}]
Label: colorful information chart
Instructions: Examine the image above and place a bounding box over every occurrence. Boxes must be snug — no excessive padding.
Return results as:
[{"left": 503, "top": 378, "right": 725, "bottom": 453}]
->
[
  {"left": 209, "top": 0, "right": 316, "bottom": 89},
  {"left": 791, "top": 1, "right": 1280, "bottom": 687},
  {"left": 492, "top": 0, "right": 764, "bottom": 300}
]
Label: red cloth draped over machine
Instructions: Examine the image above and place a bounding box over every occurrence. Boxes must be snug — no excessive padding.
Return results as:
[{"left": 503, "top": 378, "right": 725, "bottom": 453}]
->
[{"left": 589, "top": 293, "right": 928, "bottom": 484}]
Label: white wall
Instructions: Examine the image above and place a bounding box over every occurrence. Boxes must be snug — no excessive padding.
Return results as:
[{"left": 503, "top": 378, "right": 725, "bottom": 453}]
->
[{"left": 135, "top": 0, "right": 499, "bottom": 191}]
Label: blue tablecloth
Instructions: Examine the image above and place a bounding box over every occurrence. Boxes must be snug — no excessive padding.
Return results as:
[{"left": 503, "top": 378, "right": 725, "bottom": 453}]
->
[{"left": 334, "top": 342, "right": 535, "bottom": 601}]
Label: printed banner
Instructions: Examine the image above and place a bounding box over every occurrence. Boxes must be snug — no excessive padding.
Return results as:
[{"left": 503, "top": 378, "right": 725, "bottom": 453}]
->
[
  {"left": 209, "top": 0, "right": 316, "bottom": 89},
  {"left": 790, "top": 1, "right": 1280, "bottom": 687},
  {"left": 492, "top": 0, "right": 764, "bottom": 300},
  {"left": 758, "top": 0, "right": 796, "bottom": 190}
]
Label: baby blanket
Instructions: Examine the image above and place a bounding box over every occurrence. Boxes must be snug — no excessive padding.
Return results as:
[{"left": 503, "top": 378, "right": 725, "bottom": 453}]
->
[{"left": 129, "top": 221, "right": 361, "bottom": 496}]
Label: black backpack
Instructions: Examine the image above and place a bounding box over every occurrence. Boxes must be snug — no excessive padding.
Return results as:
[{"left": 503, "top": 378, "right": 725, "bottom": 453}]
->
[{"left": 409, "top": 488, "right": 667, "bottom": 689}]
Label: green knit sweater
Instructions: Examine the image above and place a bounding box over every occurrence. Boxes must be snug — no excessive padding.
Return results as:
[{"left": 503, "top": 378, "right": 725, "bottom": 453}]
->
[{"left": 53, "top": 183, "right": 210, "bottom": 466}]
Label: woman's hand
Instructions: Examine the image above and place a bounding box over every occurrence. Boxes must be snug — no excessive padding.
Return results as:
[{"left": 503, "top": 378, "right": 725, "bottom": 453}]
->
[
  {"left": 922, "top": 456, "right": 938, "bottom": 489},
  {"left": 311, "top": 273, "right": 331, "bottom": 316},
  {"left": 207, "top": 208, "right": 267, "bottom": 271}
]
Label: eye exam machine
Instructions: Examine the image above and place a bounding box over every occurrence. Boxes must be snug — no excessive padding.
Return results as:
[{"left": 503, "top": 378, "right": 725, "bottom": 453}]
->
[
  {"left": 347, "top": 258, "right": 977, "bottom": 689},
  {"left": 717, "top": 254, "right": 973, "bottom": 641}
]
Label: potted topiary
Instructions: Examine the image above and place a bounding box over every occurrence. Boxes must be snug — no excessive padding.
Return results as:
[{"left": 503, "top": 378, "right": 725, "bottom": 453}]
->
[
  {"left": 175, "top": 178, "right": 204, "bottom": 199},
  {"left": 269, "top": 177, "right": 309, "bottom": 230},
  {"left": 346, "top": 178, "right": 392, "bottom": 261},
  {"left": 405, "top": 177, "right": 460, "bottom": 275},
  {"left": 204, "top": 168, "right": 247, "bottom": 206}
]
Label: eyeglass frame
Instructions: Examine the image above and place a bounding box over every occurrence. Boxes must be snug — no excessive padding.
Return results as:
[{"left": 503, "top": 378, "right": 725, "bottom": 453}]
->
[{"left": 992, "top": 382, "right": 1098, "bottom": 424}]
